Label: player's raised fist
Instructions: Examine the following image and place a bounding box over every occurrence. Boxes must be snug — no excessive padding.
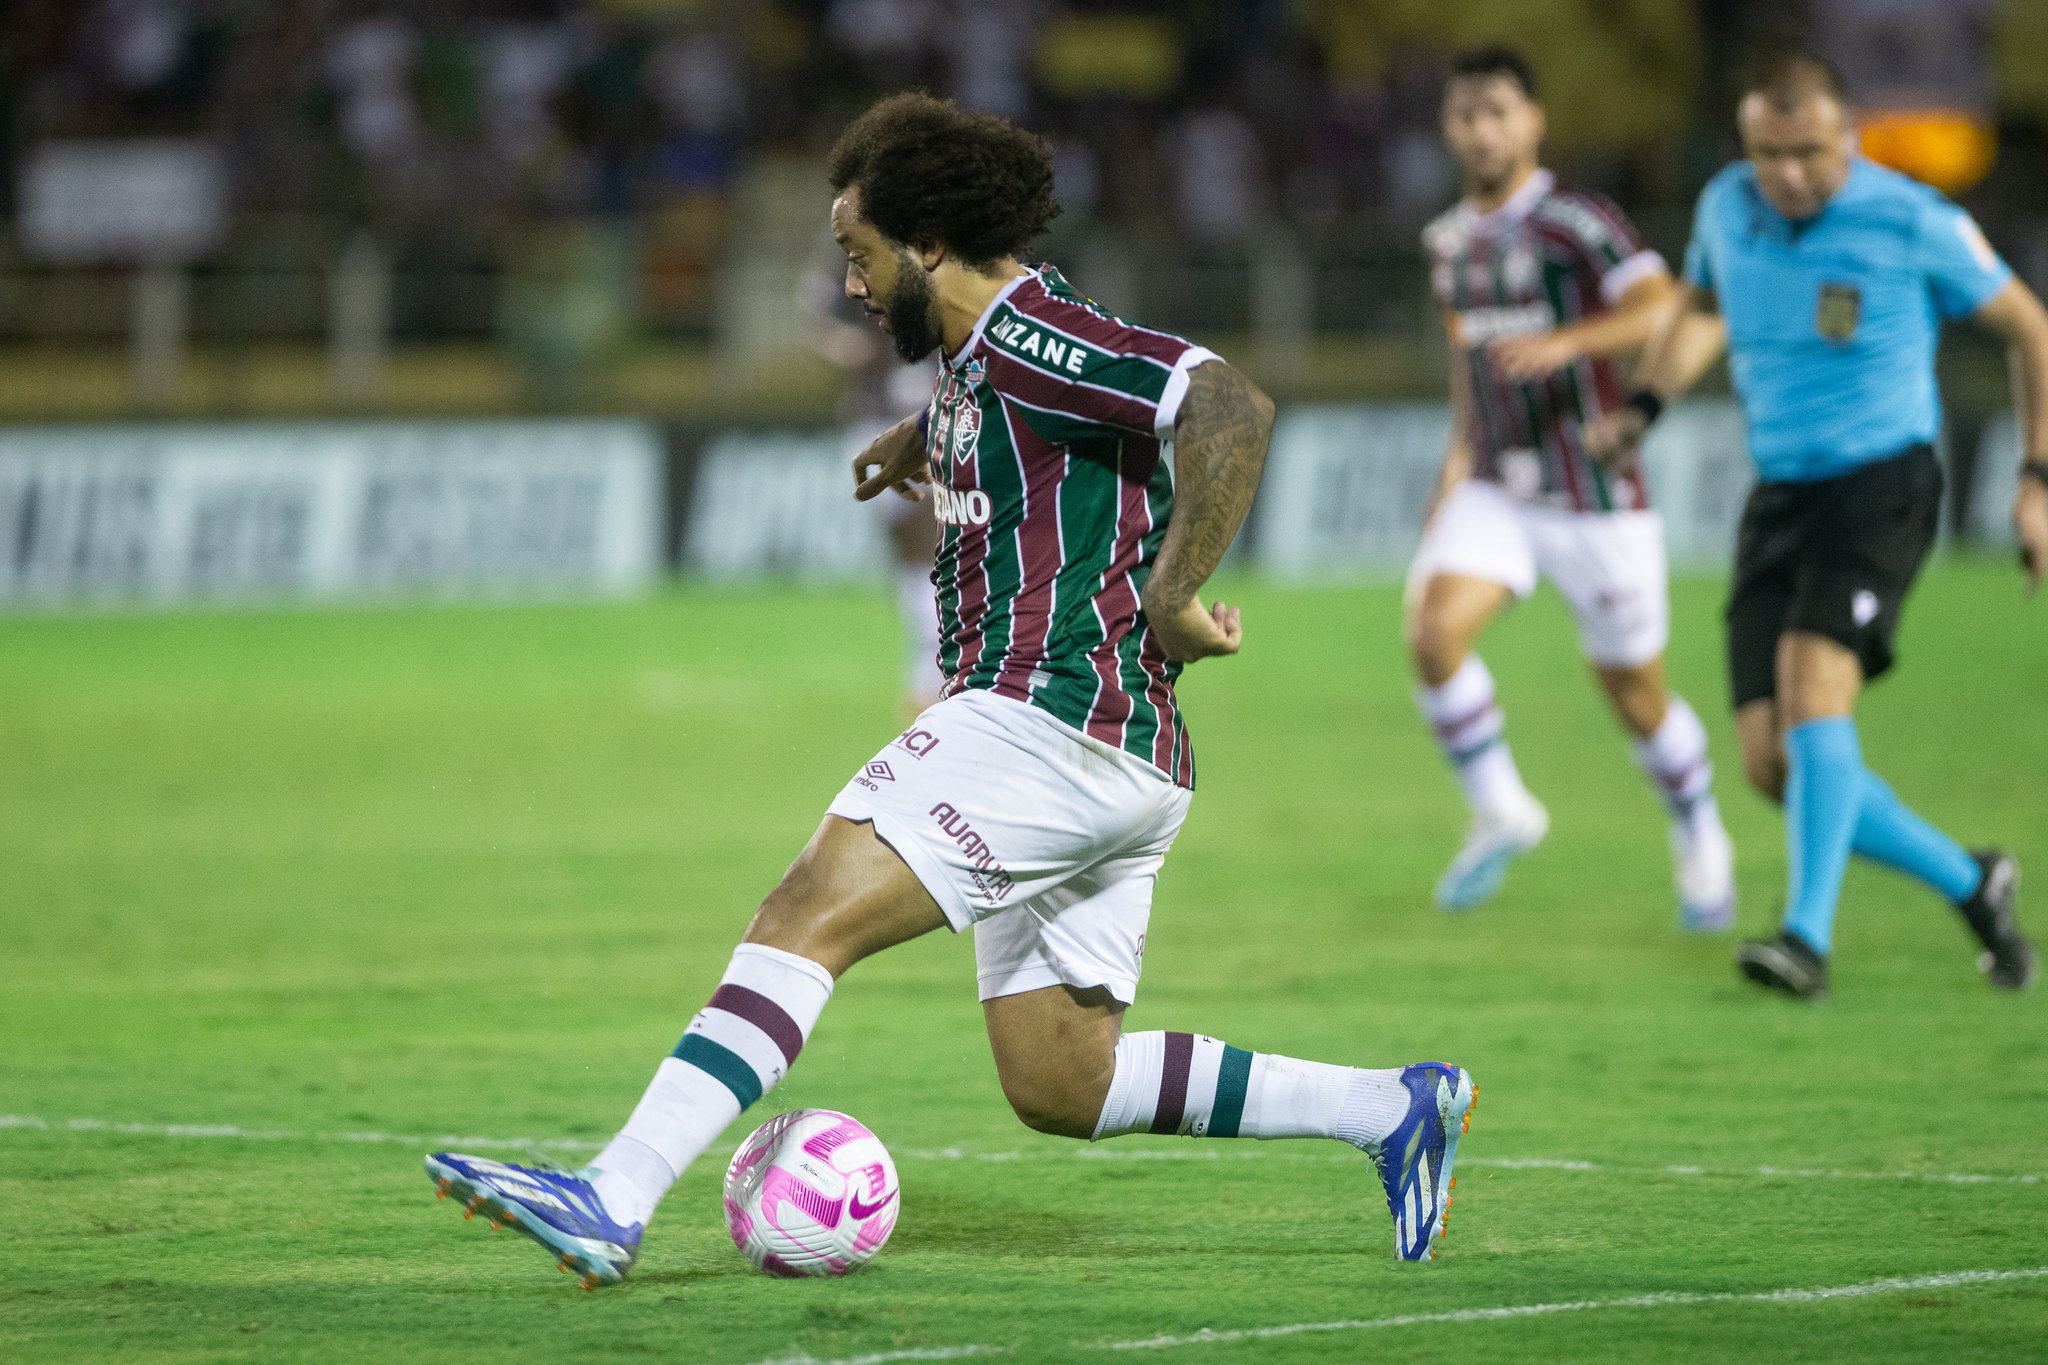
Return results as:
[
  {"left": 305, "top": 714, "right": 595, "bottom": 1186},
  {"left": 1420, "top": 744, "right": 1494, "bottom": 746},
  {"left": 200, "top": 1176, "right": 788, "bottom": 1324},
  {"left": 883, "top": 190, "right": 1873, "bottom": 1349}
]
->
[
  {"left": 852, "top": 413, "right": 930, "bottom": 502},
  {"left": 1148, "top": 595, "right": 1242, "bottom": 662}
]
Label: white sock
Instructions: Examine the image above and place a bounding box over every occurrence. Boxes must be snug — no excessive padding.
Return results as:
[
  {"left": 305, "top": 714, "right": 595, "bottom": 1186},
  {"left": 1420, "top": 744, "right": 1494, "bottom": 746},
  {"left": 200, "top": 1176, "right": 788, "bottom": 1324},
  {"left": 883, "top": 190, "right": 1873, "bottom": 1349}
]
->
[
  {"left": 897, "top": 562, "right": 944, "bottom": 700},
  {"left": 586, "top": 944, "right": 834, "bottom": 1228},
  {"left": 1417, "top": 657, "right": 1532, "bottom": 819},
  {"left": 1091, "top": 1032, "right": 1411, "bottom": 1149},
  {"left": 1631, "top": 695, "right": 1720, "bottom": 841}
]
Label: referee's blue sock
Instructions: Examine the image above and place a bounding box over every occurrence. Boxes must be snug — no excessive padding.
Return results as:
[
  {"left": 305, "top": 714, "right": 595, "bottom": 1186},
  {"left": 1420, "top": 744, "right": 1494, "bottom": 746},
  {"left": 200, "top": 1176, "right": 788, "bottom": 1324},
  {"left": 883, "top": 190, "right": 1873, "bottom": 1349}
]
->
[
  {"left": 1781, "top": 718, "right": 1864, "bottom": 957},
  {"left": 1852, "top": 771, "right": 1983, "bottom": 904}
]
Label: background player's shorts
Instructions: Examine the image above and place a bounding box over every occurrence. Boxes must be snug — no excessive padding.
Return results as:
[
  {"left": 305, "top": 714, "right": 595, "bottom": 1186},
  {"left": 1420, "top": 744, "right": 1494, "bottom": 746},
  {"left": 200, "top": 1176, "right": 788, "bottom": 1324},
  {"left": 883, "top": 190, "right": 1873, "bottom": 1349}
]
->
[
  {"left": 827, "top": 689, "right": 1190, "bottom": 1005},
  {"left": 1406, "top": 477, "right": 1670, "bottom": 667},
  {"left": 1725, "top": 444, "right": 1942, "bottom": 708}
]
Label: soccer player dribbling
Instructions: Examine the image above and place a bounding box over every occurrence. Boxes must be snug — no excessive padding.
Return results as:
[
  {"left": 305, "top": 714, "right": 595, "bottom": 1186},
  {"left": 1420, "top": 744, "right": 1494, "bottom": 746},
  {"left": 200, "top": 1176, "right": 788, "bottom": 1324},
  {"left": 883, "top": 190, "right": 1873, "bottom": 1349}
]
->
[
  {"left": 1406, "top": 48, "right": 1736, "bottom": 927},
  {"left": 424, "top": 93, "right": 1476, "bottom": 1285},
  {"left": 1594, "top": 54, "right": 2048, "bottom": 999}
]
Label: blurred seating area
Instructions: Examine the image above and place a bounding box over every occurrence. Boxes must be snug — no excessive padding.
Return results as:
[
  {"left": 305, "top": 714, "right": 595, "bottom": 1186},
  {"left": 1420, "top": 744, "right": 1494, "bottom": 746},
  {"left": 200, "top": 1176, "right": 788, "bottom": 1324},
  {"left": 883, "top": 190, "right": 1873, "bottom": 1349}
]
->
[{"left": 1, "top": 0, "right": 2044, "bottom": 421}]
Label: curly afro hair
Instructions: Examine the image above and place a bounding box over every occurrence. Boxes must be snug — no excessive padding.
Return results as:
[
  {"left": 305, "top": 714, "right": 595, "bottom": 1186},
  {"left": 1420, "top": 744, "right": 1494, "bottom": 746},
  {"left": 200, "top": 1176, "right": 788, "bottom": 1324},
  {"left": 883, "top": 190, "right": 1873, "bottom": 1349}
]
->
[{"left": 828, "top": 92, "right": 1062, "bottom": 271}]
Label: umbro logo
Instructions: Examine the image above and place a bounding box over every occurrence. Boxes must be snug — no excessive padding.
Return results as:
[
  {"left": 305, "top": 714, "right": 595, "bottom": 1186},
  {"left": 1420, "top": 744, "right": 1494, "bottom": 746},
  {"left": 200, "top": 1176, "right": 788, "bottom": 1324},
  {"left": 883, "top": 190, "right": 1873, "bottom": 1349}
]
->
[
  {"left": 1852, "top": 589, "right": 1880, "bottom": 627},
  {"left": 865, "top": 761, "right": 895, "bottom": 782}
]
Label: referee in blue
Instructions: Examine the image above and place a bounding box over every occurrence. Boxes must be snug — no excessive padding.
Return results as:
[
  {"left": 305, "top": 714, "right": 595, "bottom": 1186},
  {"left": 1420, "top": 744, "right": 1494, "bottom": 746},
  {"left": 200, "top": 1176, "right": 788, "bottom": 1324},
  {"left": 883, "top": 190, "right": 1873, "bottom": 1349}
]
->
[{"left": 1595, "top": 54, "right": 2048, "bottom": 999}]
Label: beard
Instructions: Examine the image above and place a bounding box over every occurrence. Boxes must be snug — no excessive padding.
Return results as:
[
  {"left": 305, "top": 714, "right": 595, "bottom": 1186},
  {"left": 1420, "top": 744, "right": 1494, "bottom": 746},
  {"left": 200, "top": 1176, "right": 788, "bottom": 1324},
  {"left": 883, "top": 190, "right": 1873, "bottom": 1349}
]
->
[{"left": 882, "top": 255, "right": 943, "bottom": 363}]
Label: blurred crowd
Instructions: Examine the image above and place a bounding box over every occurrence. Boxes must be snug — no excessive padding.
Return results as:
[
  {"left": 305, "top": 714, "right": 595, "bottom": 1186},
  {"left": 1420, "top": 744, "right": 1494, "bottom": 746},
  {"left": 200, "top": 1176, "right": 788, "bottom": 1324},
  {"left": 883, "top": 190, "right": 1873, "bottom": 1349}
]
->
[{"left": 0, "top": 0, "right": 2042, "bottom": 354}]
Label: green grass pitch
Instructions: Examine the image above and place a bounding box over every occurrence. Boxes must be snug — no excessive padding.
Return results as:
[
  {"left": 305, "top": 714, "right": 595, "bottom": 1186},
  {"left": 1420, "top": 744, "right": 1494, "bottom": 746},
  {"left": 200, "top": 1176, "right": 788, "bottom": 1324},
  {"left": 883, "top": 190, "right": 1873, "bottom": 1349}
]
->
[{"left": 3, "top": 563, "right": 2044, "bottom": 1363}]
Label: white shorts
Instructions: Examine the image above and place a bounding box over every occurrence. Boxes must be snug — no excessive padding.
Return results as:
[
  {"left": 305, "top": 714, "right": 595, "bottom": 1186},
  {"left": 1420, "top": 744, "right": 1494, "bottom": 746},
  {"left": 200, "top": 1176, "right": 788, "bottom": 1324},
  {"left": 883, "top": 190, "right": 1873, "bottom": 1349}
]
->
[
  {"left": 826, "top": 689, "right": 1190, "bottom": 1005},
  {"left": 1406, "top": 478, "right": 1670, "bottom": 668}
]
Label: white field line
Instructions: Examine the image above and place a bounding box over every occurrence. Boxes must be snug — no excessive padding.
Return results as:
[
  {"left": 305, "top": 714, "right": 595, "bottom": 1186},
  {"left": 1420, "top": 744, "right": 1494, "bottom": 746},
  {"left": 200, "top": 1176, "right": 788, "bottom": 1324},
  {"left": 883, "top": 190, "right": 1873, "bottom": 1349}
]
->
[
  {"left": 1094, "top": 1266, "right": 2048, "bottom": 1352},
  {"left": 4, "top": 1114, "right": 2045, "bottom": 1188},
  {"left": 733, "top": 1268, "right": 2048, "bottom": 1364},
  {"left": 746, "top": 1351, "right": 1010, "bottom": 1365}
]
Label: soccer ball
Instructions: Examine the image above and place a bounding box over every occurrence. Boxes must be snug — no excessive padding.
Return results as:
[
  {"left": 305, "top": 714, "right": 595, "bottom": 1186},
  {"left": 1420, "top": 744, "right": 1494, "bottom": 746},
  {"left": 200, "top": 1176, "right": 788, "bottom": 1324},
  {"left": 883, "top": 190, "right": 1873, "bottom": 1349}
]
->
[{"left": 722, "top": 1108, "right": 900, "bottom": 1277}]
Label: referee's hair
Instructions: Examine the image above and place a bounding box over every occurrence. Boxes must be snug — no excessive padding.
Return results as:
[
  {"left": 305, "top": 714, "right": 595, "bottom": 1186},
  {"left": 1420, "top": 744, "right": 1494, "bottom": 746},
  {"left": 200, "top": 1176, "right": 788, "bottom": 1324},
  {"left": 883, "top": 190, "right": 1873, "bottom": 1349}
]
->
[
  {"left": 827, "top": 92, "right": 1061, "bottom": 272},
  {"left": 1745, "top": 52, "right": 1849, "bottom": 113},
  {"left": 1449, "top": 45, "right": 1539, "bottom": 102}
]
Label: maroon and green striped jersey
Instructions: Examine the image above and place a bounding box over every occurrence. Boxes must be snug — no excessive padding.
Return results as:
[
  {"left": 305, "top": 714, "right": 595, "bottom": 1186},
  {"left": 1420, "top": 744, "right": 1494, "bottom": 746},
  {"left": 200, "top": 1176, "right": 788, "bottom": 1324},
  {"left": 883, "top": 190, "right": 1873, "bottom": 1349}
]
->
[
  {"left": 922, "top": 265, "right": 1219, "bottom": 788},
  {"left": 1424, "top": 169, "right": 1666, "bottom": 512}
]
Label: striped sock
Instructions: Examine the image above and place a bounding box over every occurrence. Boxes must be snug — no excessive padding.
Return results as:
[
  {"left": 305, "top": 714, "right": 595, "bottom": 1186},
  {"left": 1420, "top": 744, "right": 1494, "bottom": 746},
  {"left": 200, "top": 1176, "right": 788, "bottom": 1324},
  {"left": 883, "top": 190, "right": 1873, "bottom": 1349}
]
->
[
  {"left": 587, "top": 944, "right": 834, "bottom": 1227},
  {"left": 1417, "top": 657, "right": 1531, "bottom": 819},
  {"left": 1631, "top": 695, "right": 1720, "bottom": 840},
  {"left": 1091, "top": 1032, "right": 1409, "bottom": 1148}
]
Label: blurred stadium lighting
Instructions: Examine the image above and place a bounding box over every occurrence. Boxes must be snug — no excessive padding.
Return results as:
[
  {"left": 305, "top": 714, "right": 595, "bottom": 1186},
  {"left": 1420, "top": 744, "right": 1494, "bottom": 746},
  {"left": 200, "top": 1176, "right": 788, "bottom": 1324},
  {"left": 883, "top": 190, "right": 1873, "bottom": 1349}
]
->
[{"left": 1815, "top": 0, "right": 1999, "bottom": 193}]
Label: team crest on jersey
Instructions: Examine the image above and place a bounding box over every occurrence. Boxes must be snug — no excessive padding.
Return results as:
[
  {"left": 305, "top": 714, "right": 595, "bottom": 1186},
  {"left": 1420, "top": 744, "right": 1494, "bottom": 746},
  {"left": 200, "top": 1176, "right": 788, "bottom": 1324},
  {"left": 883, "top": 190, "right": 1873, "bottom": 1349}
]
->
[
  {"left": 948, "top": 395, "right": 982, "bottom": 459},
  {"left": 1815, "top": 282, "right": 1861, "bottom": 343}
]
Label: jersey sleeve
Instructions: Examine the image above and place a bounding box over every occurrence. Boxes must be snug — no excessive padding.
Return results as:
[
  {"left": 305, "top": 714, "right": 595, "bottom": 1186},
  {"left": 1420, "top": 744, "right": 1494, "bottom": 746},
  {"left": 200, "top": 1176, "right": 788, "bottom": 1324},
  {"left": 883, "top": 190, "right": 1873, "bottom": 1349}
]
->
[
  {"left": 986, "top": 300, "right": 1219, "bottom": 444},
  {"left": 1913, "top": 194, "right": 2012, "bottom": 319},
  {"left": 1544, "top": 194, "right": 1666, "bottom": 305},
  {"left": 1583, "top": 195, "right": 1668, "bottom": 305}
]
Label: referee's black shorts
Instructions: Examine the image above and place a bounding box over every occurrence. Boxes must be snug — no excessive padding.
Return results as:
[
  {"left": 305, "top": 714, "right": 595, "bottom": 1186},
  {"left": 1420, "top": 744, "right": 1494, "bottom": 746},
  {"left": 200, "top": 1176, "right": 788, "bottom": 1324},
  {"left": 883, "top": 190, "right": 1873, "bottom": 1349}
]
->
[{"left": 1725, "top": 444, "right": 1943, "bottom": 710}]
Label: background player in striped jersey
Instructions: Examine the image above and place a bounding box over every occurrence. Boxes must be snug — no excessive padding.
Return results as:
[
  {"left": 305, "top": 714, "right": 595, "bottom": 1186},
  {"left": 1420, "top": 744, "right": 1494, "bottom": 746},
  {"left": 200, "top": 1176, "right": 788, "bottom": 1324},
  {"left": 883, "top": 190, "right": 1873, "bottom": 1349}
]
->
[
  {"left": 1406, "top": 47, "right": 1736, "bottom": 928},
  {"left": 425, "top": 93, "right": 1476, "bottom": 1281}
]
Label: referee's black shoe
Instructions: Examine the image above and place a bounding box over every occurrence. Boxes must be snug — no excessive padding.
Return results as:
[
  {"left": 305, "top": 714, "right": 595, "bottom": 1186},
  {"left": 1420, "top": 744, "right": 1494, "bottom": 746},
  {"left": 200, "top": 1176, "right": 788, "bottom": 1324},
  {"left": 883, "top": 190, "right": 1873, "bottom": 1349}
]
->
[
  {"left": 1955, "top": 850, "right": 2036, "bottom": 991},
  {"left": 1736, "top": 930, "right": 1830, "bottom": 1000}
]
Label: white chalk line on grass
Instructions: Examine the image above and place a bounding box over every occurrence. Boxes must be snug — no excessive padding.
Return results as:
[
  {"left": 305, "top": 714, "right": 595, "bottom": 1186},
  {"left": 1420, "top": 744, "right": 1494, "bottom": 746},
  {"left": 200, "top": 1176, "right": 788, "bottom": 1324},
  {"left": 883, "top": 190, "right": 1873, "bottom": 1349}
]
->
[
  {"left": 738, "top": 1268, "right": 2048, "bottom": 1364},
  {"left": 1093, "top": 1266, "right": 2048, "bottom": 1352},
  {"left": 748, "top": 1350, "right": 1010, "bottom": 1365},
  {"left": 4, "top": 1113, "right": 2045, "bottom": 1188}
]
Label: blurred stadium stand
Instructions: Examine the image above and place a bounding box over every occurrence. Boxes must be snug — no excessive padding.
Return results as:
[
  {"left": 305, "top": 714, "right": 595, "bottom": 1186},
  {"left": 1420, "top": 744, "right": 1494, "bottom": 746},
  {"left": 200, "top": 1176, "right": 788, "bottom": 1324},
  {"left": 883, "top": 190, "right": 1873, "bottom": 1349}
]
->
[{"left": 0, "top": 0, "right": 2042, "bottom": 597}]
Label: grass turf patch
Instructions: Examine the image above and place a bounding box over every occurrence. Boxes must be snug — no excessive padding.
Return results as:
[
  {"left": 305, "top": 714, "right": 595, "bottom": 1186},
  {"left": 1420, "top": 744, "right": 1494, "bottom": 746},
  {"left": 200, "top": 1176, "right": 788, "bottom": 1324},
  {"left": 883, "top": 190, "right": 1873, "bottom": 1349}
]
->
[{"left": 2, "top": 564, "right": 2044, "bottom": 1362}]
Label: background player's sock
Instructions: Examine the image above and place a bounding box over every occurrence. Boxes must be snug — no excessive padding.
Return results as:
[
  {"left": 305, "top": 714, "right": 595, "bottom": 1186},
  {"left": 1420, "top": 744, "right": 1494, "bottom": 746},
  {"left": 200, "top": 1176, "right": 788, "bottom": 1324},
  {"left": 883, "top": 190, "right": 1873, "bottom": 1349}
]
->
[
  {"left": 1416, "top": 656, "right": 1532, "bottom": 819},
  {"left": 1630, "top": 694, "right": 1720, "bottom": 839},
  {"left": 587, "top": 944, "right": 834, "bottom": 1227},
  {"left": 1092, "top": 1032, "right": 1410, "bottom": 1147},
  {"left": 1781, "top": 717, "right": 1864, "bottom": 956},
  {"left": 897, "top": 562, "right": 944, "bottom": 701},
  {"left": 1852, "top": 769, "right": 1982, "bottom": 903}
]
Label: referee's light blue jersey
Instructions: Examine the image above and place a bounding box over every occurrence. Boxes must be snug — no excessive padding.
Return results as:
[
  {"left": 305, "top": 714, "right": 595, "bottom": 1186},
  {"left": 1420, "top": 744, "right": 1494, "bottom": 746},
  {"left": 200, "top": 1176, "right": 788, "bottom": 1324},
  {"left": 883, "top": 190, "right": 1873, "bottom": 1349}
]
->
[{"left": 1682, "top": 156, "right": 2011, "bottom": 484}]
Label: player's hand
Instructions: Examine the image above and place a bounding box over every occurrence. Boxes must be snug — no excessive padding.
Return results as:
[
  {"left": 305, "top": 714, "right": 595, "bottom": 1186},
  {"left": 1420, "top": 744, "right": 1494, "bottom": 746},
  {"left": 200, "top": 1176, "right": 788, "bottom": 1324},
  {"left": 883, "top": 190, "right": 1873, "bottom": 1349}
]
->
[
  {"left": 1488, "top": 332, "right": 1579, "bottom": 383},
  {"left": 853, "top": 414, "right": 931, "bottom": 502},
  {"left": 2016, "top": 478, "right": 2048, "bottom": 595},
  {"left": 1583, "top": 408, "right": 1649, "bottom": 466},
  {"left": 1145, "top": 594, "right": 1242, "bottom": 662}
]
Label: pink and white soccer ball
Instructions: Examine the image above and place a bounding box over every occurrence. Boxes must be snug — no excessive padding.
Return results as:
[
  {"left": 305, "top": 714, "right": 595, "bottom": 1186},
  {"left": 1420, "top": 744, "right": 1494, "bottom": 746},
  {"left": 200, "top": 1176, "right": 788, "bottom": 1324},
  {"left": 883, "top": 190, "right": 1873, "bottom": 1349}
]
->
[{"left": 722, "top": 1108, "right": 900, "bottom": 1277}]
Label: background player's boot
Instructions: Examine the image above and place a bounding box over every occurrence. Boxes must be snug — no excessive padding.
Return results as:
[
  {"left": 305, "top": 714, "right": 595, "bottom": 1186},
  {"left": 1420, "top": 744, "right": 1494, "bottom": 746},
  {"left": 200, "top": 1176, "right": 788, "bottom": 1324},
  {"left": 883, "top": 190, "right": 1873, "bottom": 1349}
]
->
[
  {"left": 1672, "top": 815, "right": 1736, "bottom": 932},
  {"left": 1434, "top": 797, "right": 1548, "bottom": 910},
  {"left": 1736, "top": 930, "right": 1830, "bottom": 1000},
  {"left": 1366, "top": 1063, "right": 1474, "bottom": 1261},
  {"left": 1956, "top": 850, "right": 2035, "bottom": 990},
  {"left": 426, "top": 1152, "right": 643, "bottom": 1288}
]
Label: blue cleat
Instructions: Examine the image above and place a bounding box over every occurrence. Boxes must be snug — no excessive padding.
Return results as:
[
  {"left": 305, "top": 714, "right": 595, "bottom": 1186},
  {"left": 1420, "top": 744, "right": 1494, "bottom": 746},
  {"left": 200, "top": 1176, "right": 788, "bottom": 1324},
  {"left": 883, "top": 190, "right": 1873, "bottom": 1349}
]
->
[
  {"left": 1368, "top": 1063, "right": 1475, "bottom": 1261},
  {"left": 426, "top": 1152, "right": 642, "bottom": 1289}
]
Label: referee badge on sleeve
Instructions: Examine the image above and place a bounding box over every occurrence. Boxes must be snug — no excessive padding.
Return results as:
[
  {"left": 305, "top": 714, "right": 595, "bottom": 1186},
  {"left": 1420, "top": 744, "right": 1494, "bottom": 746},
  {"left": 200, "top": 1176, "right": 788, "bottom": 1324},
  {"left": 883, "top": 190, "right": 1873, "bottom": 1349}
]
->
[{"left": 1816, "top": 282, "right": 1862, "bottom": 343}]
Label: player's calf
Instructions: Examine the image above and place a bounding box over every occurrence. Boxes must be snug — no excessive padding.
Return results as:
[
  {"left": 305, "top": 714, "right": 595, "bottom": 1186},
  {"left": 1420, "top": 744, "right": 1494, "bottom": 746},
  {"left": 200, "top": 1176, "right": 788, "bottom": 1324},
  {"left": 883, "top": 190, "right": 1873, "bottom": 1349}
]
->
[{"left": 1734, "top": 699, "right": 1786, "bottom": 804}]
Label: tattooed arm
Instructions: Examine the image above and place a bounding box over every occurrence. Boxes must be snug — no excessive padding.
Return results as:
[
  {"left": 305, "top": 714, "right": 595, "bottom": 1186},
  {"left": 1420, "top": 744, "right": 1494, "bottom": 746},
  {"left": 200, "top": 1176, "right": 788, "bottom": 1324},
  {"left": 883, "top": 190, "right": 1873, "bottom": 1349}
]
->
[{"left": 1141, "top": 359, "right": 1276, "bottom": 662}]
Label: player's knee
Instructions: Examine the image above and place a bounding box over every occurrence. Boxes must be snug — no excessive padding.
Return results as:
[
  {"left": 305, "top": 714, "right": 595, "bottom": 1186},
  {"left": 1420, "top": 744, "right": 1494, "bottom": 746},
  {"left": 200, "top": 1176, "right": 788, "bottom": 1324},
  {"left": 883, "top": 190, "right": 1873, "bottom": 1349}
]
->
[
  {"left": 998, "top": 1073, "right": 1101, "bottom": 1139},
  {"left": 1405, "top": 612, "right": 1465, "bottom": 685}
]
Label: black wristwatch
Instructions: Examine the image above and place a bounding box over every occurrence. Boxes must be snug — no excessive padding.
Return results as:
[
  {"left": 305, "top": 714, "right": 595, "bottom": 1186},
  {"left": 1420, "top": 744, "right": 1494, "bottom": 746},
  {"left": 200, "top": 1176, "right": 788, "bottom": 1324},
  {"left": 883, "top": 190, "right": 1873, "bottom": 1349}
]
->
[
  {"left": 2021, "top": 459, "right": 2048, "bottom": 491},
  {"left": 1624, "top": 390, "right": 1665, "bottom": 426}
]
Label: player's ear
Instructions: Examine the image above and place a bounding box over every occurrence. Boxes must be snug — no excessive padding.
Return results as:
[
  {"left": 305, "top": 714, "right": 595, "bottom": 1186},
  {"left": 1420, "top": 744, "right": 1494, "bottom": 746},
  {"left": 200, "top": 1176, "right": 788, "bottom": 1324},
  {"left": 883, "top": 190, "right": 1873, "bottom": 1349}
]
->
[{"left": 915, "top": 240, "right": 946, "bottom": 273}]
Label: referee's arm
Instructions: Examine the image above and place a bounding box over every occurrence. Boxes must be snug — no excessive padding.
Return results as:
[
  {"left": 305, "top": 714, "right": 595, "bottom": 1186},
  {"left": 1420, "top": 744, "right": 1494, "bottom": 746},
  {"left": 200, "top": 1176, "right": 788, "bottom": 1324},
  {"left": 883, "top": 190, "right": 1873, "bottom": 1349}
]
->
[
  {"left": 1583, "top": 281, "right": 1727, "bottom": 459},
  {"left": 1970, "top": 280, "right": 2048, "bottom": 592}
]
